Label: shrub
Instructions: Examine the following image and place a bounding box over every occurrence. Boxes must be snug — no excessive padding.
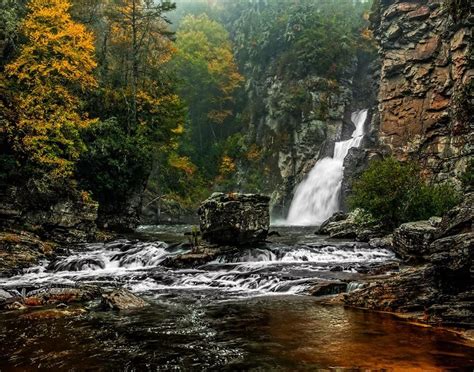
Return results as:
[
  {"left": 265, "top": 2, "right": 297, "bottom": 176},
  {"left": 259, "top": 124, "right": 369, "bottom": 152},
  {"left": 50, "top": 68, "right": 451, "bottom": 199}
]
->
[
  {"left": 349, "top": 157, "right": 461, "bottom": 228},
  {"left": 461, "top": 158, "right": 474, "bottom": 191}
]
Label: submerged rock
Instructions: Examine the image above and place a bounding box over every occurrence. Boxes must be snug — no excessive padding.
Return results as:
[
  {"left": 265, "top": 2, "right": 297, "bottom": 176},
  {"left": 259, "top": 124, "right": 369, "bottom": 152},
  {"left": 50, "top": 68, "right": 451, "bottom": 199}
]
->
[
  {"left": 198, "top": 193, "right": 270, "bottom": 246},
  {"left": 20, "top": 307, "right": 87, "bottom": 320},
  {"left": 23, "top": 285, "right": 101, "bottom": 307},
  {"left": 308, "top": 281, "right": 347, "bottom": 296},
  {"left": 101, "top": 288, "right": 149, "bottom": 311}
]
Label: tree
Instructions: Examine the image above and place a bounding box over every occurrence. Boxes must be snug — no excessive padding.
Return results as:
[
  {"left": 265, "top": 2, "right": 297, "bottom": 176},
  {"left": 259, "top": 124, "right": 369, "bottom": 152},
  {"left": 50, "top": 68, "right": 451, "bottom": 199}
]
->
[
  {"left": 75, "top": 0, "right": 186, "bottom": 227},
  {"left": 3, "top": 0, "right": 97, "bottom": 185},
  {"left": 103, "top": 0, "right": 176, "bottom": 131},
  {"left": 172, "top": 14, "right": 243, "bottom": 175}
]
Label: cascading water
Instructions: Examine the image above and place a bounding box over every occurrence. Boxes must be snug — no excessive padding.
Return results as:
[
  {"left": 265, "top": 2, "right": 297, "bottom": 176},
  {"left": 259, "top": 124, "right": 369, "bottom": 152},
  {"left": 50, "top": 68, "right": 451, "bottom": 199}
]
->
[
  {"left": 0, "top": 226, "right": 395, "bottom": 298},
  {"left": 286, "top": 109, "right": 368, "bottom": 226}
]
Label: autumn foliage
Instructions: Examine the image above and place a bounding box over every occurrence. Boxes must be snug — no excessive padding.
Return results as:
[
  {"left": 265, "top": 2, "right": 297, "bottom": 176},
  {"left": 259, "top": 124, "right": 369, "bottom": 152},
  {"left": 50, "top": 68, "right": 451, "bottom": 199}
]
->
[{"left": 3, "top": 0, "right": 96, "bottom": 181}]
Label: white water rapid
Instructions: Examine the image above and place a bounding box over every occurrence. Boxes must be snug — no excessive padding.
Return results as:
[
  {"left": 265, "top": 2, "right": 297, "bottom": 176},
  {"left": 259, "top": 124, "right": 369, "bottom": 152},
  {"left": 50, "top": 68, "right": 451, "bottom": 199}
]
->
[{"left": 286, "top": 109, "right": 368, "bottom": 226}]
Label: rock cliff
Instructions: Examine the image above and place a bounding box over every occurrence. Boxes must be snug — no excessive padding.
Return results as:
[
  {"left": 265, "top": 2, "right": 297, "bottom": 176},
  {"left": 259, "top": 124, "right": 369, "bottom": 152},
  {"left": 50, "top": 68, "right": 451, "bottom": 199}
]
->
[
  {"left": 239, "top": 54, "right": 377, "bottom": 218},
  {"left": 372, "top": 0, "right": 472, "bottom": 183}
]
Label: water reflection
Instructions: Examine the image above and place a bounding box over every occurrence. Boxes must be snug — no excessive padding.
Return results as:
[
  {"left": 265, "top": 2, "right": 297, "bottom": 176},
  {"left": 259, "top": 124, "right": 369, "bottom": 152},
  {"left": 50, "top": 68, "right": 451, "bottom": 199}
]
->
[{"left": 1, "top": 296, "right": 472, "bottom": 370}]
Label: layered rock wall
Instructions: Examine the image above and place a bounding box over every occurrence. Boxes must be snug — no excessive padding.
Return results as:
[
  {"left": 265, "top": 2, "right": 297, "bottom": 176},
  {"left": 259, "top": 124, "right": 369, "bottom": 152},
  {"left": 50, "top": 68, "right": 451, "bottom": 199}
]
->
[{"left": 373, "top": 0, "right": 472, "bottom": 182}]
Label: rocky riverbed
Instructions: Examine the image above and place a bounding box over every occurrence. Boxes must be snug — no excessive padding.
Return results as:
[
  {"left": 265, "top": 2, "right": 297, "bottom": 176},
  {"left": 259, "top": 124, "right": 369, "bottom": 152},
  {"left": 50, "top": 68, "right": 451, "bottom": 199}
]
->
[{"left": 0, "top": 224, "right": 473, "bottom": 369}]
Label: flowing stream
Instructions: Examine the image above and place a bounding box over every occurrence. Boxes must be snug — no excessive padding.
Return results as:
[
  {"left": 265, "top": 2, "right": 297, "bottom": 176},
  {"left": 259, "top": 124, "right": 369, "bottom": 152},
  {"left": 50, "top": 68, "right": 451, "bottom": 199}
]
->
[
  {"left": 286, "top": 109, "right": 368, "bottom": 226},
  {"left": 0, "top": 225, "right": 473, "bottom": 370}
]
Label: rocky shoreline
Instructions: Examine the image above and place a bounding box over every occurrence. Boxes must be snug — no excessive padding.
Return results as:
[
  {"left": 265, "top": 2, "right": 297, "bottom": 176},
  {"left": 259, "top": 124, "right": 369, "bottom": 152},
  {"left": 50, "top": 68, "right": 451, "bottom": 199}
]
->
[{"left": 0, "top": 192, "right": 472, "bottom": 340}]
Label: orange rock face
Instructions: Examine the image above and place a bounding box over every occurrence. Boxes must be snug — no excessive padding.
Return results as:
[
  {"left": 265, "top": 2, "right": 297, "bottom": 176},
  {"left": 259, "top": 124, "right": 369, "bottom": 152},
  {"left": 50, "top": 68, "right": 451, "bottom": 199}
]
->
[{"left": 375, "top": 0, "right": 472, "bottom": 181}]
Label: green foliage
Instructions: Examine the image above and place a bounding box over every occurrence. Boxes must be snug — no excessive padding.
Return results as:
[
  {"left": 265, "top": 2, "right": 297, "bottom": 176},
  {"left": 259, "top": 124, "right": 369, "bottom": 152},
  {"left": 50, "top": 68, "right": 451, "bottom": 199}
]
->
[
  {"left": 171, "top": 13, "right": 243, "bottom": 179},
  {"left": 77, "top": 118, "right": 152, "bottom": 205},
  {"left": 350, "top": 208, "right": 378, "bottom": 227},
  {"left": 461, "top": 158, "right": 474, "bottom": 191},
  {"left": 0, "top": 0, "right": 27, "bottom": 67},
  {"left": 228, "top": 0, "right": 373, "bottom": 80},
  {"left": 349, "top": 157, "right": 462, "bottom": 228}
]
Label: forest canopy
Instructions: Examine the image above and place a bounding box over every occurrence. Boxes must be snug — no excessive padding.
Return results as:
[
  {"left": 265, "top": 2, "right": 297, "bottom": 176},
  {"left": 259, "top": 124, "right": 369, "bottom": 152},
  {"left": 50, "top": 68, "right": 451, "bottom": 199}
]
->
[{"left": 0, "top": 0, "right": 374, "bottom": 225}]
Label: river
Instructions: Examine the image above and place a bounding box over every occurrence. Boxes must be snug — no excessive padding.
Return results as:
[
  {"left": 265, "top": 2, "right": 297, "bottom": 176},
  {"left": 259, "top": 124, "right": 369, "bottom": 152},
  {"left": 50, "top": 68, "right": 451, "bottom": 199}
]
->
[{"left": 0, "top": 225, "right": 472, "bottom": 370}]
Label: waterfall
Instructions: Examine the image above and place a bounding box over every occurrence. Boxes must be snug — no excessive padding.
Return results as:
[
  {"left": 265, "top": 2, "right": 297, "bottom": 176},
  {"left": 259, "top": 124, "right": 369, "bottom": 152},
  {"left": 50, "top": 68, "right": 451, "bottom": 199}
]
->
[{"left": 286, "top": 109, "right": 368, "bottom": 226}]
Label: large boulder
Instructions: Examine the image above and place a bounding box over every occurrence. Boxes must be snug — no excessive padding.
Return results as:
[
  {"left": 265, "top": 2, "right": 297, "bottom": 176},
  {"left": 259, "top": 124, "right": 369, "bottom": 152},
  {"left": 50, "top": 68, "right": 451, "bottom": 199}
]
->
[
  {"left": 317, "top": 209, "right": 384, "bottom": 241},
  {"left": 198, "top": 193, "right": 270, "bottom": 246},
  {"left": 436, "top": 193, "right": 473, "bottom": 238},
  {"left": 392, "top": 218, "right": 441, "bottom": 262},
  {"left": 101, "top": 288, "right": 148, "bottom": 311}
]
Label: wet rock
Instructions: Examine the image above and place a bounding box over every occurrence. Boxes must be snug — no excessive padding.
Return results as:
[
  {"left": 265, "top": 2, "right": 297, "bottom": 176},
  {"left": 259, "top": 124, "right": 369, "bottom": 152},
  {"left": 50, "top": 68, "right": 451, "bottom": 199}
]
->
[
  {"left": 357, "top": 261, "right": 399, "bottom": 276},
  {"left": 4, "top": 301, "right": 27, "bottom": 310},
  {"left": 392, "top": 220, "right": 439, "bottom": 262},
  {"left": 368, "top": 235, "right": 393, "bottom": 250},
  {"left": 308, "top": 281, "right": 348, "bottom": 296},
  {"left": 162, "top": 244, "right": 237, "bottom": 269},
  {"left": 318, "top": 211, "right": 384, "bottom": 242},
  {"left": 20, "top": 307, "right": 87, "bottom": 320},
  {"left": 0, "top": 288, "right": 13, "bottom": 300},
  {"left": 101, "top": 288, "right": 149, "bottom": 311},
  {"left": 430, "top": 232, "right": 474, "bottom": 276},
  {"left": 0, "top": 231, "right": 55, "bottom": 277},
  {"left": 317, "top": 212, "right": 347, "bottom": 233},
  {"left": 344, "top": 265, "right": 438, "bottom": 312},
  {"left": 23, "top": 285, "right": 101, "bottom": 306},
  {"left": 198, "top": 193, "right": 270, "bottom": 246},
  {"left": 318, "top": 217, "right": 357, "bottom": 239},
  {"left": 344, "top": 195, "right": 474, "bottom": 328}
]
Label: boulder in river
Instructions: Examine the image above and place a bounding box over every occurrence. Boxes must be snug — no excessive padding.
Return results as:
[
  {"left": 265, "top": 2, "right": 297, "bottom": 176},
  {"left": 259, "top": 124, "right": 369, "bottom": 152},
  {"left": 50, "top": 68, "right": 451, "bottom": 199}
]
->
[
  {"left": 101, "top": 288, "right": 149, "bottom": 310},
  {"left": 23, "top": 285, "right": 101, "bottom": 307},
  {"left": 198, "top": 193, "right": 270, "bottom": 246}
]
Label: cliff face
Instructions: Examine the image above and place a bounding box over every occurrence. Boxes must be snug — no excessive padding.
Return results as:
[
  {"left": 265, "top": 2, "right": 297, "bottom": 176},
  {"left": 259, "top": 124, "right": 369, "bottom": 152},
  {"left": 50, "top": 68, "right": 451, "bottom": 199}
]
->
[
  {"left": 373, "top": 0, "right": 472, "bottom": 183},
  {"left": 240, "top": 54, "right": 376, "bottom": 218}
]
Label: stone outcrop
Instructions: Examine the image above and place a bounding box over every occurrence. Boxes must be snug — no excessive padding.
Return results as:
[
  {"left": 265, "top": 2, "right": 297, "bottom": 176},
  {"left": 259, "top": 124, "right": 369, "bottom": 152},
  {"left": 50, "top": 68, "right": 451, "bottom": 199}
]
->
[
  {"left": 317, "top": 210, "right": 384, "bottom": 242},
  {"left": 97, "top": 191, "right": 142, "bottom": 233},
  {"left": 344, "top": 193, "right": 474, "bottom": 328},
  {"left": 198, "top": 193, "right": 270, "bottom": 246},
  {"left": 0, "top": 231, "right": 54, "bottom": 277},
  {"left": 372, "top": 0, "right": 473, "bottom": 183},
  {"left": 391, "top": 218, "right": 441, "bottom": 261},
  {"left": 0, "top": 186, "right": 98, "bottom": 244}
]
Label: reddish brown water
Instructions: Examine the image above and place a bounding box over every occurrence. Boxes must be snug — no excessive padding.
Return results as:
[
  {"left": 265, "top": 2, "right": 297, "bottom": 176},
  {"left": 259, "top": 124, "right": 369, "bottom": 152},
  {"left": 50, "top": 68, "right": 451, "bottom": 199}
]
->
[{"left": 0, "top": 296, "right": 472, "bottom": 371}]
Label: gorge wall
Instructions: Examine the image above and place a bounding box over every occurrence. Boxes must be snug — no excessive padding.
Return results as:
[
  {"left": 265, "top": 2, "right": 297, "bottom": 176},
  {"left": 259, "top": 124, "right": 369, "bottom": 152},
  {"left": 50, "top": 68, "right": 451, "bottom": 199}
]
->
[
  {"left": 373, "top": 0, "right": 472, "bottom": 183},
  {"left": 238, "top": 54, "right": 377, "bottom": 219}
]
